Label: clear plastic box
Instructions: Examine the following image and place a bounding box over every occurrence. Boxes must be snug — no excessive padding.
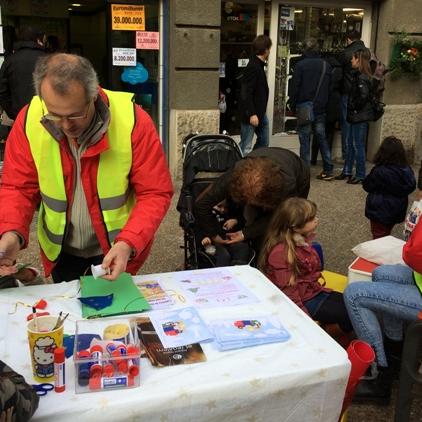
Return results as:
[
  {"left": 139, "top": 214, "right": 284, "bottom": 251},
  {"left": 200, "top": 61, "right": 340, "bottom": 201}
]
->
[{"left": 73, "top": 318, "right": 141, "bottom": 393}]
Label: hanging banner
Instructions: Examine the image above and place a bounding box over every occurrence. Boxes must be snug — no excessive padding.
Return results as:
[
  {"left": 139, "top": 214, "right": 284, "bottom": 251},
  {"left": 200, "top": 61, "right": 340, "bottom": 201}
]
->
[
  {"left": 111, "top": 4, "right": 145, "bottom": 31},
  {"left": 136, "top": 31, "right": 160, "bottom": 50},
  {"left": 112, "top": 48, "right": 136, "bottom": 66}
]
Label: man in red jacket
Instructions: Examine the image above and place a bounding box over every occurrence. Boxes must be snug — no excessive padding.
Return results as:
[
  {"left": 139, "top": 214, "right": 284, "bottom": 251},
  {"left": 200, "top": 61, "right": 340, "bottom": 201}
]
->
[{"left": 0, "top": 53, "right": 173, "bottom": 282}]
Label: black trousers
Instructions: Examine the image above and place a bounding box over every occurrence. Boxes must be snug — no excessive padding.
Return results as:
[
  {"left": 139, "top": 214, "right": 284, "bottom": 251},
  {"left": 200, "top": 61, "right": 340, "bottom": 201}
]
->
[
  {"left": 214, "top": 242, "right": 251, "bottom": 266},
  {"left": 312, "top": 291, "right": 353, "bottom": 333},
  {"left": 51, "top": 253, "right": 104, "bottom": 283}
]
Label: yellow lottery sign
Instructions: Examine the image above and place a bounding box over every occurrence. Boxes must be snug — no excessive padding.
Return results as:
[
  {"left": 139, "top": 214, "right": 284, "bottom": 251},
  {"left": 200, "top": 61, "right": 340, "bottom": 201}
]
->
[{"left": 111, "top": 4, "right": 145, "bottom": 31}]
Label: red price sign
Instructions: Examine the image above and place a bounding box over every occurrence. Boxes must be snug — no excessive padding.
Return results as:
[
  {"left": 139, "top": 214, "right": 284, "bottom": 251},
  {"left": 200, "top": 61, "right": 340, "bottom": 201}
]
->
[{"left": 136, "top": 31, "right": 160, "bottom": 50}]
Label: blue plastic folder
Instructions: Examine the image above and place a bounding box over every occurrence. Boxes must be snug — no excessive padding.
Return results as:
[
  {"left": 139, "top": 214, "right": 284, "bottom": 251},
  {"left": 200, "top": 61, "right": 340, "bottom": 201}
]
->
[{"left": 80, "top": 272, "right": 150, "bottom": 318}]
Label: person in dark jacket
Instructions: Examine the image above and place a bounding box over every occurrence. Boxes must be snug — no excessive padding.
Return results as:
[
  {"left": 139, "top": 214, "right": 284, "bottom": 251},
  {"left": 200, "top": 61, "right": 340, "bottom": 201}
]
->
[
  {"left": 194, "top": 147, "right": 310, "bottom": 255},
  {"left": 336, "top": 48, "right": 373, "bottom": 184},
  {"left": 363, "top": 136, "right": 416, "bottom": 239},
  {"left": 339, "top": 31, "right": 367, "bottom": 160},
  {"left": 0, "top": 26, "right": 46, "bottom": 121},
  {"left": 289, "top": 39, "right": 333, "bottom": 180},
  {"left": 0, "top": 360, "right": 39, "bottom": 421},
  {"left": 238, "top": 35, "right": 272, "bottom": 155},
  {"left": 311, "top": 54, "right": 343, "bottom": 164}
]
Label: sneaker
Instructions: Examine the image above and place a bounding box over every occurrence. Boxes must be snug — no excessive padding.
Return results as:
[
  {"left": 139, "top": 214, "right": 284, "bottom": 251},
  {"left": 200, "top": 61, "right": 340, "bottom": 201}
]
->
[
  {"left": 334, "top": 172, "right": 350, "bottom": 181},
  {"left": 347, "top": 177, "right": 363, "bottom": 185},
  {"left": 316, "top": 172, "right": 334, "bottom": 181}
]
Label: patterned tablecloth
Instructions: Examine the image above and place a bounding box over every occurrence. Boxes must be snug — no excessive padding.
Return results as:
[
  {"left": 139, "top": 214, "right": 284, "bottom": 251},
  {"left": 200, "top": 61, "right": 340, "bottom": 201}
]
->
[{"left": 0, "top": 265, "right": 350, "bottom": 422}]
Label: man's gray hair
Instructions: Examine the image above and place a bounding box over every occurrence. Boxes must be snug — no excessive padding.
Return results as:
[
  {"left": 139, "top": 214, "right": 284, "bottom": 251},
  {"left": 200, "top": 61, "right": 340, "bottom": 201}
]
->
[
  {"left": 304, "top": 38, "right": 319, "bottom": 53},
  {"left": 33, "top": 53, "right": 99, "bottom": 101}
]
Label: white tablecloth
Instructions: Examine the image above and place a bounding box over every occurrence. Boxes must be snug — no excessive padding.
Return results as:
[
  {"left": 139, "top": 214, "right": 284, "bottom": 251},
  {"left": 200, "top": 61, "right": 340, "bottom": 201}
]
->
[{"left": 0, "top": 265, "right": 350, "bottom": 421}]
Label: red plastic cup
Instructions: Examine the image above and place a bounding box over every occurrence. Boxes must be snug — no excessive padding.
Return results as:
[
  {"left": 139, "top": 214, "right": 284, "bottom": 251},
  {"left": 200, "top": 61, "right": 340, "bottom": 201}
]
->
[
  {"left": 346, "top": 340, "right": 376, "bottom": 382},
  {"left": 340, "top": 340, "right": 376, "bottom": 419}
]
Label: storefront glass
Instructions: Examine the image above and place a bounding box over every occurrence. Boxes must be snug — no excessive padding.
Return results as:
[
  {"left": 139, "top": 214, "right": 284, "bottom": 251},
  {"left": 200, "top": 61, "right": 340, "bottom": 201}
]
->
[
  {"left": 219, "top": 1, "right": 258, "bottom": 135},
  {"left": 0, "top": 1, "right": 161, "bottom": 129},
  {"left": 273, "top": 5, "right": 364, "bottom": 134},
  {"left": 109, "top": 1, "right": 160, "bottom": 124}
]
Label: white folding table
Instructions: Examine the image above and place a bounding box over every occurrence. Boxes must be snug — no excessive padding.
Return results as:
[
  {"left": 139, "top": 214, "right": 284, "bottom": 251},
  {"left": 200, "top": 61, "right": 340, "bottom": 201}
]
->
[{"left": 0, "top": 265, "right": 350, "bottom": 421}]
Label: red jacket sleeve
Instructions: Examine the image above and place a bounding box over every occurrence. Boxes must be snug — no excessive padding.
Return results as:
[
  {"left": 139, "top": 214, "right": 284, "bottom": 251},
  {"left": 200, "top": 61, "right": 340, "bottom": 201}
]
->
[
  {"left": 403, "top": 219, "right": 422, "bottom": 273},
  {"left": 114, "top": 106, "right": 173, "bottom": 256},
  {"left": 268, "top": 244, "right": 309, "bottom": 315},
  {"left": 0, "top": 107, "right": 40, "bottom": 246}
]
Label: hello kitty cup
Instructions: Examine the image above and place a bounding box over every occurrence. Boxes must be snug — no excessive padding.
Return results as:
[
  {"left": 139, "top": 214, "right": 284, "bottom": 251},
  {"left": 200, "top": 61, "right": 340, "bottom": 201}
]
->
[{"left": 27, "top": 315, "right": 64, "bottom": 382}]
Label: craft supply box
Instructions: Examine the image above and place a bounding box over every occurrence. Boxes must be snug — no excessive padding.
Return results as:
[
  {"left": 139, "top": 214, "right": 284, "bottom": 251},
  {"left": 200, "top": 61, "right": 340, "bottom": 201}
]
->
[{"left": 73, "top": 318, "right": 141, "bottom": 393}]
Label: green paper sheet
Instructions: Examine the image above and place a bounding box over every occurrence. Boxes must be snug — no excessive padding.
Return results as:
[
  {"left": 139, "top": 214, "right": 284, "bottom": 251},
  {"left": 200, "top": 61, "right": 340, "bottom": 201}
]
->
[
  {"left": 414, "top": 272, "right": 422, "bottom": 295},
  {"left": 80, "top": 272, "right": 151, "bottom": 318}
]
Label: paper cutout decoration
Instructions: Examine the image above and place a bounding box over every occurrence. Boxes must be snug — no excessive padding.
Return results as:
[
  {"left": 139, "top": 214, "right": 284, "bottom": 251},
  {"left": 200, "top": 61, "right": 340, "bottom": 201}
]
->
[
  {"left": 121, "top": 62, "right": 149, "bottom": 85},
  {"left": 78, "top": 294, "right": 114, "bottom": 310},
  {"left": 80, "top": 272, "right": 150, "bottom": 318}
]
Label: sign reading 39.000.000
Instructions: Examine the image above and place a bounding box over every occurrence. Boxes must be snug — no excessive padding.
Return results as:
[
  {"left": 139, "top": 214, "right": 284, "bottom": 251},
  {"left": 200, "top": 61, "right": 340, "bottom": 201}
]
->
[{"left": 111, "top": 4, "right": 145, "bottom": 31}]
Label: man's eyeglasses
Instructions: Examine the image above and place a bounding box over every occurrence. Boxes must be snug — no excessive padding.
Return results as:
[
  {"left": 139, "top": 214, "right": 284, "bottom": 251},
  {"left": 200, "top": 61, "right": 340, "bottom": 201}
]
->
[{"left": 41, "top": 101, "right": 92, "bottom": 122}]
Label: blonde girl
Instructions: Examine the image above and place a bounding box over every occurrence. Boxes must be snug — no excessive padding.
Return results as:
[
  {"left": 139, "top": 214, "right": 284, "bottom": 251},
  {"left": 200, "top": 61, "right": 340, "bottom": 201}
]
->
[{"left": 259, "top": 197, "right": 352, "bottom": 332}]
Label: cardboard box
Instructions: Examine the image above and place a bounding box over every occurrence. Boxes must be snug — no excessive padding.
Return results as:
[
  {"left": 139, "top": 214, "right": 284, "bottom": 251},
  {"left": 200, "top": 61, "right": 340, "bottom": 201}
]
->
[{"left": 348, "top": 257, "right": 380, "bottom": 284}]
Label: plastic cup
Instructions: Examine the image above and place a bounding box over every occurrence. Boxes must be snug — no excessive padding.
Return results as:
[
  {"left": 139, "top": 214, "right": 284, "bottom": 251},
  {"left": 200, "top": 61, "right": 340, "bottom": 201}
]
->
[
  {"left": 346, "top": 339, "right": 376, "bottom": 381},
  {"left": 27, "top": 315, "right": 64, "bottom": 382}
]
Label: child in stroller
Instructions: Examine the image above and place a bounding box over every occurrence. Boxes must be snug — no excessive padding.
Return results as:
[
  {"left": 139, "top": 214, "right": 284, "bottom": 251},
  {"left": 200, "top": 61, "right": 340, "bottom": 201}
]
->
[{"left": 198, "top": 198, "right": 251, "bottom": 267}]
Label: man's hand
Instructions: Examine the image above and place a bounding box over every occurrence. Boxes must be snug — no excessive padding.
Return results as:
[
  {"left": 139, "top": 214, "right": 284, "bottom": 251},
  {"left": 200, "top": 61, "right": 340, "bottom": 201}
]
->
[
  {"left": 225, "top": 231, "right": 245, "bottom": 244},
  {"left": 249, "top": 115, "right": 259, "bottom": 127},
  {"left": 101, "top": 241, "right": 132, "bottom": 281},
  {"left": 0, "top": 232, "right": 21, "bottom": 266},
  {"left": 223, "top": 218, "right": 238, "bottom": 231},
  {"left": 211, "top": 235, "right": 229, "bottom": 245},
  {"left": 416, "top": 189, "right": 422, "bottom": 200}
]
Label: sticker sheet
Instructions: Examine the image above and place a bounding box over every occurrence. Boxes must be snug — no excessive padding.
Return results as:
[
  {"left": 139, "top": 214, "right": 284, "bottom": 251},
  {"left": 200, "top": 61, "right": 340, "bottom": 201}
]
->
[
  {"left": 149, "top": 307, "right": 213, "bottom": 349},
  {"left": 209, "top": 315, "right": 290, "bottom": 351}
]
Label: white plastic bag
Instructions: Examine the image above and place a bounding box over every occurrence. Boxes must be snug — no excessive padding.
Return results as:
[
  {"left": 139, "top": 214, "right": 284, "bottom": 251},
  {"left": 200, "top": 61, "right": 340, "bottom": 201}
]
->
[
  {"left": 404, "top": 200, "right": 422, "bottom": 240},
  {"left": 351, "top": 236, "right": 406, "bottom": 265}
]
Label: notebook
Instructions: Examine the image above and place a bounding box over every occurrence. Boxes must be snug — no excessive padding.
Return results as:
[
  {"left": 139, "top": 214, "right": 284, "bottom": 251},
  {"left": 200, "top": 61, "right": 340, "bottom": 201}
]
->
[{"left": 80, "top": 272, "right": 150, "bottom": 318}]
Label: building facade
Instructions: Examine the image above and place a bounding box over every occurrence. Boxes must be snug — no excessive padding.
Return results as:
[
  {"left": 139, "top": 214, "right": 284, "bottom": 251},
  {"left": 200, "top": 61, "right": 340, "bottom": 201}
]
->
[{"left": 0, "top": 0, "right": 420, "bottom": 178}]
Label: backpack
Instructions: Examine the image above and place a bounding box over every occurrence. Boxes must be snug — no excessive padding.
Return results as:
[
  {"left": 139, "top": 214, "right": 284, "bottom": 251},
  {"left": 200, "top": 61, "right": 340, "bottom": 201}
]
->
[
  {"left": 368, "top": 51, "right": 387, "bottom": 121},
  {"left": 369, "top": 50, "right": 387, "bottom": 98}
]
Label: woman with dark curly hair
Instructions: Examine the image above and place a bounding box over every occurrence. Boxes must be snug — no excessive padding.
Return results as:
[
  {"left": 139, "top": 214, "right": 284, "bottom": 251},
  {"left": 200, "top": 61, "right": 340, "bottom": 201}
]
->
[{"left": 194, "top": 147, "right": 310, "bottom": 255}]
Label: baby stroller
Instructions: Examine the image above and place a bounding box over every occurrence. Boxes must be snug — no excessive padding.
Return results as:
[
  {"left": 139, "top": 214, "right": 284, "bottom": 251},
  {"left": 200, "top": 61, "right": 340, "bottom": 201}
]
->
[{"left": 177, "top": 133, "right": 246, "bottom": 269}]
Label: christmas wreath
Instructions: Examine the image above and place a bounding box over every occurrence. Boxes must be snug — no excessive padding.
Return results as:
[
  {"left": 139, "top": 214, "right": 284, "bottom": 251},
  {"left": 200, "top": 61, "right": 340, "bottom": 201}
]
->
[{"left": 390, "top": 33, "right": 422, "bottom": 80}]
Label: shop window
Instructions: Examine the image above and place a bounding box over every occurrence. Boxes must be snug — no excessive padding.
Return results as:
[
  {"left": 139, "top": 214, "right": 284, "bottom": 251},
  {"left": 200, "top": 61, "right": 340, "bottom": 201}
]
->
[
  {"left": 273, "top": 5, "right": 364, "bottom": 135},
  {"left": 109, "top": 1, "right": 160, "bottom": 125},
  {"left": 219, "top": 1, "right": 258, "bottom": 135}
]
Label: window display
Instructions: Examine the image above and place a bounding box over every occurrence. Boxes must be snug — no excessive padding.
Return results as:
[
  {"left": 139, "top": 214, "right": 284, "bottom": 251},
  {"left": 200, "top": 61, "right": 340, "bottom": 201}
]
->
[{"left": 273, "top": 5, "right": 364, "bottom": 135}]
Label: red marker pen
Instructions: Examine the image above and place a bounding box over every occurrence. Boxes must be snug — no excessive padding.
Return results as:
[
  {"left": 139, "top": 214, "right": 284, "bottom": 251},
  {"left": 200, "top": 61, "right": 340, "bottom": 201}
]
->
[{"left": 54, "top": 347, "right": 65, "bottom": 393}]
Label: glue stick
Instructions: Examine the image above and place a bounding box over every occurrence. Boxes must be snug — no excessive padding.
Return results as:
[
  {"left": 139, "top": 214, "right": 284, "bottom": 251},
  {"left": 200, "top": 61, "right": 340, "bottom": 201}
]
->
[
  {"left": 90, "top": 344, "right": 103, "bottom": 377},
  {"left": 54, "top": 347, "right": 66, "bottom": 393},
  {"left": 126, "top": 345, "right": 140, "bottom": 377}
]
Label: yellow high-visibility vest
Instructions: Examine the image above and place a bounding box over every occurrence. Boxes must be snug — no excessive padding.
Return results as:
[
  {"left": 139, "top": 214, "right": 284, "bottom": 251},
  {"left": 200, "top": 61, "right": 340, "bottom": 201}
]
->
[{"left": 25, "top": 89, "right": 135, "bottom": 261}]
